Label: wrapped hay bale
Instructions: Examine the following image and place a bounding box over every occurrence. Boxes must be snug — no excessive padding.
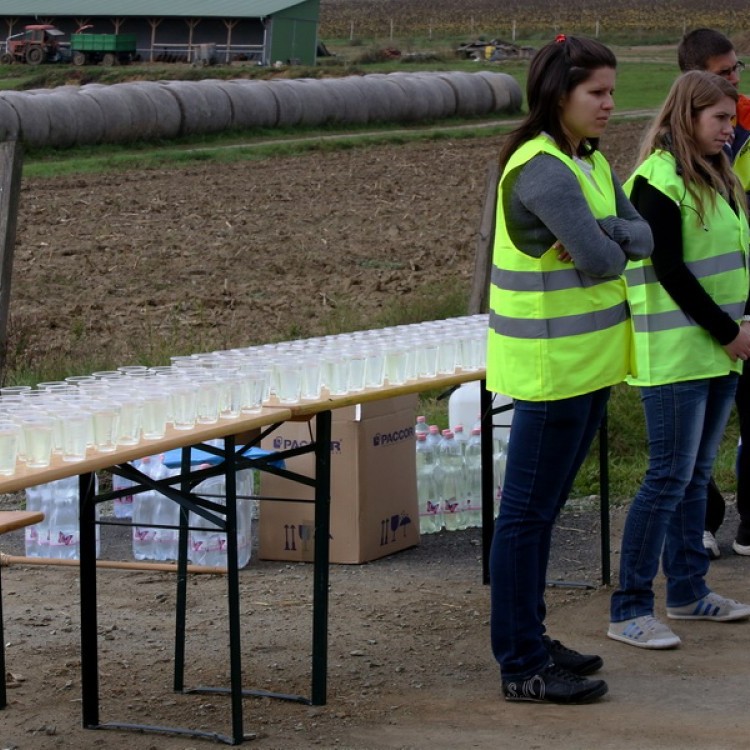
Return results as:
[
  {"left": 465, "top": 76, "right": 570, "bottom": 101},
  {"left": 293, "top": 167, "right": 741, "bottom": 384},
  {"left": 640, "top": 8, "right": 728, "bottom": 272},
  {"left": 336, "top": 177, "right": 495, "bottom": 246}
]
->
[
  {"left": 220, "top": 80, "right": 279, "bottom": 129},
  {"left": 476, "top": 71, "right": 523, "bottom": 113},
  {"left": 364, "top": 74, "right": 410, "bottom": 123},
  {"left": 411, "top": 72, "right": 458, "bottom": 118},
  {"left": 0, "top": 95, "right": 22, "bottom": 142},
  {"left": 37, "top": 88, "right": 82, "bottom": 148},
  {"left": 193, "top": 80, "right": 233, "bottom": 132},
  {"left": 321, "top": 76, "right": 370, "bottom": 124},
  {"left": 100, "top": 83, "right": 160, "bottom": 141},
  {"left": 133, "top": 82, "right": 182, "bottom": 140},
  {"left": 266, "top": 80, "right": 304, "bottom": 127},
  {"left": 0, "top": 91, "right": 52, "bottom": 147},
  {"left": 161, "top": 81, "right": 214, "bottom": 136},
  {"left": 390, "top": 72, "right": 454, "bottom": 120},
  {"left": 438, "top": 72, "right": 495, "bottom": 117},
  {"left": 294, "top": 78, "right": 343, "bottom": 125},
  {"left": 80, "top": 84, "right": 135, "bottom": 143}
]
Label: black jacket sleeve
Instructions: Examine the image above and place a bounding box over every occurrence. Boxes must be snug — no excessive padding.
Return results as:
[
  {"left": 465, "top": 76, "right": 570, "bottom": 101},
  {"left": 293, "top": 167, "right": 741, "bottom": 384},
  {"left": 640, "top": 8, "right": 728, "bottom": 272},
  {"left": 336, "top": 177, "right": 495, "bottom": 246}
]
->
[{"left": 628, "top": 175, "right": 741, "bottom": 346}]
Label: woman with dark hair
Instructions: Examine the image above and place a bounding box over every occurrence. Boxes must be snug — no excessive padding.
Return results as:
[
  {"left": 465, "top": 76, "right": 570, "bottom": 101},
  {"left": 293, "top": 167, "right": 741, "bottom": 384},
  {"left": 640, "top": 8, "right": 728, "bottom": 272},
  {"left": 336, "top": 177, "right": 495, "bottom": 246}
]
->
[
  {"left": 487, "top": 36, "right": 653, "bottom": 704},
  {"left": 609, "top": 71, "right": 750, "bottom": 649}
]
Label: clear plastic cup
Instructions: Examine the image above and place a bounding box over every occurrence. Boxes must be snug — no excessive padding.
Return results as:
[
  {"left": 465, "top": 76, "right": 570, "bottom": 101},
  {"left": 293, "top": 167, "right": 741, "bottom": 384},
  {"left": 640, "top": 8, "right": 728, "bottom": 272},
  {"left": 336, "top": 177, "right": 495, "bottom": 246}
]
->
[
  {"left": 0, "top": 420, "right": 21, "bottom": 475},
  {"left": 140, "top": 390, "right": 170, "bottom": 440},
  {"left": 195, "top": 377, "right": 221, "bottom": 424},
  {"left": 89, "top": 400, "right": 121, "bottom": 453},
  {"left": 170, "top": 380, "right": 199, "bottom": 430},
  {"left": 59, "top": 409, "right": 91, "bottom": 462},
  {"left": 21, "top": 414, "right": 55, "bottom": 468}
]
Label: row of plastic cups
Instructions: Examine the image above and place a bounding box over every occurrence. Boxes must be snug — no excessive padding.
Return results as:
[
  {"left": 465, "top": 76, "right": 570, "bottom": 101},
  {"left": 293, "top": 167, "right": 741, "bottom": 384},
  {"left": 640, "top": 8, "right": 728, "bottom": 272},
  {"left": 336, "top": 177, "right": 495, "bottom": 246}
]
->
[{"left": 0, "top": 368, "right": 271, "bottom": 475}]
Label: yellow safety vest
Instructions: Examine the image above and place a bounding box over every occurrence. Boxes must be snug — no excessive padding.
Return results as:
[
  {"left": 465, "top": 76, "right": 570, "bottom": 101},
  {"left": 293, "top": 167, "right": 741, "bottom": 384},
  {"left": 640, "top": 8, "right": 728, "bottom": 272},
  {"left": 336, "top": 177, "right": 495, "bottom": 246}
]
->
[
  {"left": 487, "top": 135, "right": 631, "bottom": 401},
  {"left": 624, "top": 150, "right": 749, "bottom": 386}
]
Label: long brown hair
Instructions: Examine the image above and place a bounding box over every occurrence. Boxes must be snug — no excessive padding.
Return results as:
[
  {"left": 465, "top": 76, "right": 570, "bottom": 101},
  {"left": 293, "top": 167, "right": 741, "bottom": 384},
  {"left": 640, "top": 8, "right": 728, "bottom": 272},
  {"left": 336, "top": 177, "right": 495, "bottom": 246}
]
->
[
  {"left": 498, "top": 36, "right": 617, "bottom": 172},
  {"left": 636, "top": 70, "right": 744, "bottom": 220}
]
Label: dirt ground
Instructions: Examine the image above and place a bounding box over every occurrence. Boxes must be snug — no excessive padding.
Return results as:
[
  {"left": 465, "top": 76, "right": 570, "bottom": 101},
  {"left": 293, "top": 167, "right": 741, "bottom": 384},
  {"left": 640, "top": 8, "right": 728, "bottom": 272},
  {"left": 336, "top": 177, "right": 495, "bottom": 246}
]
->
[{"left": 3, "top": 119, "right": 750, "bottom": 750}]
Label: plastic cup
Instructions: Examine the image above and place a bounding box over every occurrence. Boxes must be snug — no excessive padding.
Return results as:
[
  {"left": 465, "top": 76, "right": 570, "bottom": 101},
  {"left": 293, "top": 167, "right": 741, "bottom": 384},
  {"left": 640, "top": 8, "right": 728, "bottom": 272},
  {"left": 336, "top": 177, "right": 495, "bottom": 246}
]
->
[
  {"left": 21, "top": 414, "right": 55, "bottom": 468},
  {"left": 170, "top": 380, "right": 199, "bottom": 430},
  {"left": 60, "top": 409, "right": 91, "bottom": 462},
  {"left": 90, "top": 400, "right": 121, "bottom": 453},
  {"left": 364, "top": 346, "right": 386, "bottom": 389},
  {"left": 239, "top": 374, "right": 265, "bottom": 414},
  {"left": 216, "top": 371, "right": 243, "bottom": 420},
  {"left": 195, "top": 377, "right": 221, "bottom": 424},
  {"left": 140, "top": 390, "right": 170, "bottom": 440},
  {"left": 384, "top": 346, "right": 408, "bottom": 386},
  {"left": 300, "top": 358, "right": 323, "bottom": 401},
  {"left": 0, "top": 386, "right": 32, "bottom": 397},
  {"left": 0, "top": 421, "right": 21, "bottom": 475},
  {"left": 276, "top": 360, "right": 304, "bottom": 404}
]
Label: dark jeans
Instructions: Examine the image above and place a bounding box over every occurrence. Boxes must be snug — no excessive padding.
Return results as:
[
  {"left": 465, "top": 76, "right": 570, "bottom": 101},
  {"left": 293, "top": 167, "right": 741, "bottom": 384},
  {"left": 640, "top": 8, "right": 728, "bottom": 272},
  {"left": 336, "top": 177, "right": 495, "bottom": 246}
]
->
[
  {"left": 489, "top": 388, "right": 610, "bottom": 680},
  {"left": 612, "top": 374, "right": 738, "bottom": 621}
]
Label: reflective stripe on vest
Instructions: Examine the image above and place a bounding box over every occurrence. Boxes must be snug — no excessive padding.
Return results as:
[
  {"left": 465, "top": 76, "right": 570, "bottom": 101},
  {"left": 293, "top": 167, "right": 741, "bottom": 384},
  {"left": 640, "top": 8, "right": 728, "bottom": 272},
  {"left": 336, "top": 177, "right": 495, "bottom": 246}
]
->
[
  {"left": 624, "top": 150, "right": 749, "bottom": 386},
  {"left": 486, "top": 135, "right": 630, "bottom": 401}
]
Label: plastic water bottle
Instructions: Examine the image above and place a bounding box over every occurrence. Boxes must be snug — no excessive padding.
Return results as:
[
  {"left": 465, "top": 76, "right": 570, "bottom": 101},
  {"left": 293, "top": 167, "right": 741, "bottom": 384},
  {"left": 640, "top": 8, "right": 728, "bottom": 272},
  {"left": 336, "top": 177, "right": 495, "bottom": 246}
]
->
[
  {"left": 112, "top": 472, "right": 135, "bottom": 519},
  {"left": 452, "top": 424, "right": 469, "bottom": 455},
  {"left": 416, "top": 433, "right": 442, "bottom": 533},
  {"left": 132, "top": 456, "right": 158, "bottom": 560},
  {"left": 151, "top": 459, "right": 180, "bottom": 562},
  {"left": 437, "top": 431, "right": 465, "bottom": 531},
  {"left": 190, "top": 473, "right": 227, "bottom": 567},
  {"left": 190, "top": 471, "right": 252, "bottom": 568},
  {"left": 47, "top": 477, "right": 81, "bottom": 560},
  {"left": 24, "top": 484, "right": 46, "bottom": 557},
  {"left": 464, "top": 428, "right": 483, "bottom": 528},
  {"left": 415, "top": 415, "right": 429, "bottom": 438},
  {"left": 426, "top": 424, "right": 442, "bottom": 451}
]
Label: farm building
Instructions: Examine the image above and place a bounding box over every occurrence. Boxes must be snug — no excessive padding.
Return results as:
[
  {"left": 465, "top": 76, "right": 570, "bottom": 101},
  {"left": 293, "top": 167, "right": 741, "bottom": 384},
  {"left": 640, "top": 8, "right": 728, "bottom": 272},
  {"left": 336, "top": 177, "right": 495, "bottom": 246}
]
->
[{"left": 0, "top": 0, "right": 320, "bottom": 65}]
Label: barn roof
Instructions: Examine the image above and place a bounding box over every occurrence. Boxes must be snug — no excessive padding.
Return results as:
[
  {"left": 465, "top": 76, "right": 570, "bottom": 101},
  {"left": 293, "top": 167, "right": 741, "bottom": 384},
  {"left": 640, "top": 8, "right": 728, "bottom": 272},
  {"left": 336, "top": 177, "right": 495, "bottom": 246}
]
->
[{"left": 0, "top": 0, "right": 308, "bottom": 18}]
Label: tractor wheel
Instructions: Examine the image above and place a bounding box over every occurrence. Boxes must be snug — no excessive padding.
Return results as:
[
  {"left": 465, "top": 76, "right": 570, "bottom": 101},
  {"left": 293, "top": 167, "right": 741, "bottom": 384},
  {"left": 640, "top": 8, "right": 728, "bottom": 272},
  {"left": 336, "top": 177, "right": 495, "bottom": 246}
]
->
[
  {"left": 0, "top": 52, "right": 13, "bottom": 65},
  {"left": 72, "top": 51, "right": 87, "bottom": 66},
  {"left": 25, "top": 46, "right": 44, "bottom": 65},
  {"left": 102, "top": 52, "right": 116, "bottom": 67}
]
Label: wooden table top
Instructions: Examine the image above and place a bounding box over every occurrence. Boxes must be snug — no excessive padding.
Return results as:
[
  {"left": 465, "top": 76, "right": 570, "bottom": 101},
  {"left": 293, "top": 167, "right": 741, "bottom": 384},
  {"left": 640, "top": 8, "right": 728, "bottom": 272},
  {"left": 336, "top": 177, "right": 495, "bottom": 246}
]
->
[{"left": 0, "top": 407, "right": 293, "bottom": 496}]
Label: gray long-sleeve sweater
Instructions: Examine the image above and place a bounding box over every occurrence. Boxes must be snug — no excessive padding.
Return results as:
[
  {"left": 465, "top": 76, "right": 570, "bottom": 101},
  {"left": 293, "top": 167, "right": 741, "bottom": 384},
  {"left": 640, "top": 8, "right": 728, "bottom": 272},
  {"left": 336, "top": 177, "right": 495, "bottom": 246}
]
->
[{"left": 501, "top": 153, "right": 653, "bottom": 277}]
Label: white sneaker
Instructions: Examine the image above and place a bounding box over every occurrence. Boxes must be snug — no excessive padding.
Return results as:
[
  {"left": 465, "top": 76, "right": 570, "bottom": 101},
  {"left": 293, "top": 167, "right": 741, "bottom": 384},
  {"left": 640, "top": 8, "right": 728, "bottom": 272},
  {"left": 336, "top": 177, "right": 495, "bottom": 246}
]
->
[
  {"left": 703, "top": 531, "right": 721, "bottom": 560},
  {"left": 667, "top": 592, "right": 750, "bottom": 621},
  {"left": 732, "top": 539, "right": 750, "bottom": 556},
  {"left": 607, "top": 615, "right": 681, "bottom": 649}
]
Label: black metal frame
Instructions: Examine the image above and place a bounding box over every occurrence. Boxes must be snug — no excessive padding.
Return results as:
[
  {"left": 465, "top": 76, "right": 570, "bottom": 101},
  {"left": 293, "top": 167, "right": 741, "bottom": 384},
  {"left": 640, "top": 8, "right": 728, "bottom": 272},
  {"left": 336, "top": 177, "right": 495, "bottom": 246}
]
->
[{"left": 77, "top": 412, "right": 332, "bottom": 745}]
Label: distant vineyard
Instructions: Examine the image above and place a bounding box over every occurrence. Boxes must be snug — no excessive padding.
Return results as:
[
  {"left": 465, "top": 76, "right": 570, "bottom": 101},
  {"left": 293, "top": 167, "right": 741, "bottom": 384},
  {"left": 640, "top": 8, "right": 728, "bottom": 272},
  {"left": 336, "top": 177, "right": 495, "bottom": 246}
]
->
[{"left": 319, "top": 0, "right": 750, "bottom": 39}]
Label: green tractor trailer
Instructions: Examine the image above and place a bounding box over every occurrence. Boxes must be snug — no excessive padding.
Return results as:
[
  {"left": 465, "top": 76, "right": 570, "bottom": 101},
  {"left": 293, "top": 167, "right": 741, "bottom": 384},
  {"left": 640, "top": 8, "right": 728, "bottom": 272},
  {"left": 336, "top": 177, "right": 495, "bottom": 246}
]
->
[{"left": 70, "top": 31, "right": 137, "bottom": 66}]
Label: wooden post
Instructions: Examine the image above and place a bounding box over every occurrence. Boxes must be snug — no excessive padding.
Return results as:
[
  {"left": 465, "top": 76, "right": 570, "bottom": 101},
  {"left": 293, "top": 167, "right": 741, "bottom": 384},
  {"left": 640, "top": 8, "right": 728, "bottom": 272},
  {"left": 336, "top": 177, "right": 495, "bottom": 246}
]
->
[
  {"left": 468, "top": 160, "right": 499, "bottom": 315},
  {"left": 0, "top": 140, "right": 23, "bottom": 382}
]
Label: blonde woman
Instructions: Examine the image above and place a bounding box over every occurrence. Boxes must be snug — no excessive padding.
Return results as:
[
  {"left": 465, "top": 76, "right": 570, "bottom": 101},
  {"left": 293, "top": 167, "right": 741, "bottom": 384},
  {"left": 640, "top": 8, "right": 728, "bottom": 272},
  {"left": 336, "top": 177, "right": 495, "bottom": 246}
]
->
[{"left": 609, "top": 71, "right": 750, "bottom": 649}]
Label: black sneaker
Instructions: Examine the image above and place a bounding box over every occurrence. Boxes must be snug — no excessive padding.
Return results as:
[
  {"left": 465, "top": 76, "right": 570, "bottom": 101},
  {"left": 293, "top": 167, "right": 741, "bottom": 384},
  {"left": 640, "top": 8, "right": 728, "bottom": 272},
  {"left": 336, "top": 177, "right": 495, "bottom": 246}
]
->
[
  {"left": 543, "top": 635, "right": 603, "bottom": 676},
  {"left": 503, "top": 664, "right": 608, "bottom": 704}
]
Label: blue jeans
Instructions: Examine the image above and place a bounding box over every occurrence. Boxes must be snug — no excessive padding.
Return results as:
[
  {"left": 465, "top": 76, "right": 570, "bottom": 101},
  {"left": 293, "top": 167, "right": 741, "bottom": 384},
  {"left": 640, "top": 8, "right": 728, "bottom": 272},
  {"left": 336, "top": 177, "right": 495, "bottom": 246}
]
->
[
  {"left": 610, "top": 374, "right": 739, "bottom": 622},
  {"left": 489, "top": 388, "right": 610, "bottom": 680}
]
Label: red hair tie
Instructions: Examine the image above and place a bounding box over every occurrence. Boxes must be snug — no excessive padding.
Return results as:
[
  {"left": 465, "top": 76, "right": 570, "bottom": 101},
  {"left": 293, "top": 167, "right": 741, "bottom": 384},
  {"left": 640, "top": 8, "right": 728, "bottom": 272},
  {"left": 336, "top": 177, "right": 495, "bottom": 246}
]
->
[{"left": 555, "top": 34, "right": 566, "bottom": 43}]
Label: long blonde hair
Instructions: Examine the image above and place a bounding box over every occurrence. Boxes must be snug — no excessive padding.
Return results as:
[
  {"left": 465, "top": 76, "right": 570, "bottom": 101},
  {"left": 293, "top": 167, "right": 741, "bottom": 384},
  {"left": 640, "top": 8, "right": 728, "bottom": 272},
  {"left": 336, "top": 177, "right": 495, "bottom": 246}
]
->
[{"left": 636, "top": 70, "right": 744, "bottom": 221}]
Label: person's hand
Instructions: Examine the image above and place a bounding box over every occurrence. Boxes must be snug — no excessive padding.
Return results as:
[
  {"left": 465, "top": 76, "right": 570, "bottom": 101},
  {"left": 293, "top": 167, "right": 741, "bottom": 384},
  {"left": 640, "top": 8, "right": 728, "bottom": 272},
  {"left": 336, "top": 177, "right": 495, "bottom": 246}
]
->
[
  {"left": 723, "top": 322, "right": 750, "bottom": 362},
  {"left": 553, "top": 240, "right": 573, "bottom": 263}
]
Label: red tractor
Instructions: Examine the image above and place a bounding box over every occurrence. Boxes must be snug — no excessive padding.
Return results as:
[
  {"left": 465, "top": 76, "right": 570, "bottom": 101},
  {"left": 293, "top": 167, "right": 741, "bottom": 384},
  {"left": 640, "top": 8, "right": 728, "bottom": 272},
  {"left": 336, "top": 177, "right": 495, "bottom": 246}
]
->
[{"left": 1, "top": 24, "right": 65, "bottom": 65}]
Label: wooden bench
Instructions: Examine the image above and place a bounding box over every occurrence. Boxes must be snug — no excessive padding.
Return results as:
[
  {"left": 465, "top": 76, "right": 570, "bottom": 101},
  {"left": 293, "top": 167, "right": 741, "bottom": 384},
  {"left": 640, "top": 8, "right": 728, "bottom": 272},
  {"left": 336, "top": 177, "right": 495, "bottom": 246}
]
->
[{"left": 0, "top": 510, "right": 44, "bottom": 709}]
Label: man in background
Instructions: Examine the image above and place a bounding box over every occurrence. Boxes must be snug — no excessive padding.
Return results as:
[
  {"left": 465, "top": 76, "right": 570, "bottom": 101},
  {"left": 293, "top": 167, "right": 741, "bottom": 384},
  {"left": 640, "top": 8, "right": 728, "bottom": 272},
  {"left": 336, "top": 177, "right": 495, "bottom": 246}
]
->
[{"left": 678, "top": 28, "right": 750, "bottom": 559}]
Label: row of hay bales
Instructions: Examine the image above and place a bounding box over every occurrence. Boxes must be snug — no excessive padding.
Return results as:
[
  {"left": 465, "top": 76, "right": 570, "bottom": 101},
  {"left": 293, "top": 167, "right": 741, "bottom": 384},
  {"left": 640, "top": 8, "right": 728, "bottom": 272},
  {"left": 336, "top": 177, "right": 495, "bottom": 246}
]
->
[{"left": 0, "top": 71, "right": 522, "bottom": 148}]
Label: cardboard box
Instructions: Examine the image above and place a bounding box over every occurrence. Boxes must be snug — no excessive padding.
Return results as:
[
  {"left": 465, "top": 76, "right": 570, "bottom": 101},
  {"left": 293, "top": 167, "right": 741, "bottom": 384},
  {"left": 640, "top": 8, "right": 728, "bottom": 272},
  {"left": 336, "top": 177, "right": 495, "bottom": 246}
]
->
[{"left": 258, "top": 394, "right": 419, "bottom": 564}]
